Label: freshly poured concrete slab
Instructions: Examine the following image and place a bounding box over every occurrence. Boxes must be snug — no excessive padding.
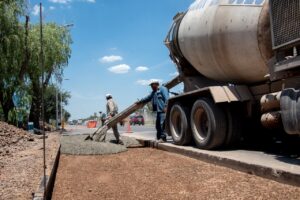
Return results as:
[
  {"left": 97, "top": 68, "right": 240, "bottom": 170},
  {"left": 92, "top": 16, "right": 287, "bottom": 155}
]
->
[{"left": 60, "top": 132, "right": 143, "bottom": 155}]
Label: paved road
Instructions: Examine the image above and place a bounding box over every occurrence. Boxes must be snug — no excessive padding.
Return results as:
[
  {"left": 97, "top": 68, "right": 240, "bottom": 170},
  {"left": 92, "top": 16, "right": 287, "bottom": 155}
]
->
[
  {"left": 119, "top": 124, "right": 155, "bottom": 133},
  {"left": 64, "top": 124, "right": 156, "bottom": 139}
]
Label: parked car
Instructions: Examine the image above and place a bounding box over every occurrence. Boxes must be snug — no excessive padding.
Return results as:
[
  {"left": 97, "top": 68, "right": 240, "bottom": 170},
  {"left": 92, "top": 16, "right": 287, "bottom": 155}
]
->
[{"left": 130, "top": 115, "right": 144, "bottom": 126}]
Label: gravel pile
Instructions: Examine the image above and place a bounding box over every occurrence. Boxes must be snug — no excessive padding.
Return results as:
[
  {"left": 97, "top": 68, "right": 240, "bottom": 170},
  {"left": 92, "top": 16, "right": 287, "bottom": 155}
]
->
[
  {"left": 60, "top": 132, "right": 143, "bottom": 155},
  {"left": 0, "top": 121, "right": 35, "bottom": 156}
]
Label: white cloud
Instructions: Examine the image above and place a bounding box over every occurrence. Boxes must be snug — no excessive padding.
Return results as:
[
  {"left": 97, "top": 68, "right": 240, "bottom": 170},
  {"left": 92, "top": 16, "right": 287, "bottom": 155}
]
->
[
  {"left": 49, "top": 0, "right": 95, "bottom": 4},
  {"left": 100, "top": 55, "right": 123, "bottom": 63},
  {"left": 49, "top": 6, "right": 56, "bottom": 10},
  {"left": 32, "top": 4, "right": 44, "bottom": 16},
  {"left": 135, "top": 66, "right": 149, "bottom": 72},
  {"left": 169, "top": 71, "right": 179, "bottom": 76},
  {"left": 136, "top": 79, "right": 163, "bottom": 86},
  {"left": 49, "top": 0, "right": 71, "bottom": 4},
  {"left": 108, "top": 64, "right": 130, "bottom": 74}
]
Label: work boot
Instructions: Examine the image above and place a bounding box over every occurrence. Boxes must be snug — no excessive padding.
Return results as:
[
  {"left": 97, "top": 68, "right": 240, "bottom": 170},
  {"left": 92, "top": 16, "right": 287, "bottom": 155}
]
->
[
  {"left": 116, "top": 139, "right": 124, "bottom": 145},
  {"left": 157, "top": 138, "right": 166, "bottom": 143}
]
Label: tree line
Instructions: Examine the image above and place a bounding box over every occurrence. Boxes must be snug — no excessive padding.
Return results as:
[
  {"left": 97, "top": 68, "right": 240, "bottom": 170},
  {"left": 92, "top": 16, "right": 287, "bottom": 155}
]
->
[{"left": 0, "top": 0, "right": 72, "bottom": 128}]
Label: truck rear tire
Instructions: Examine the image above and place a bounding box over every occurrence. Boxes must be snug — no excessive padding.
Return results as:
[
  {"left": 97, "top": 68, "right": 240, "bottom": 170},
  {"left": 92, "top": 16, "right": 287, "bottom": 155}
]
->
[
  {"left": 169, "top": 104, "right": 192, "bottom": 145},
  {"left": 281, "top": 88, "right": 300, "bottom": 135},
  {"left": 190, "top": 98, "right": 227, "bottom": 150},
  {"left": 224, "top": 105, "right": 242, "bottom": 147}
]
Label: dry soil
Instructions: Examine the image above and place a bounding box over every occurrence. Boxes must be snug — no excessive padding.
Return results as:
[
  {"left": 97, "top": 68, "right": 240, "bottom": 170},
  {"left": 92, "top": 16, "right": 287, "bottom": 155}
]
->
[
  {"left": 52, "top": 148, "right": 300, "bottom": 200},
  {"left": 0, "top": 131, "right": 60, "bottom": 200},
  {"left": 0, "top": 121, "right": 35, "bottom": 157}
]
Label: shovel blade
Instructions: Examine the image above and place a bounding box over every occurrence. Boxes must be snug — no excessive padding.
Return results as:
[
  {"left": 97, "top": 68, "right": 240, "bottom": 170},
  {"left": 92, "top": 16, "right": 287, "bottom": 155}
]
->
[{"left": 84, "top": 135, "right": 94, "bottom": 141}]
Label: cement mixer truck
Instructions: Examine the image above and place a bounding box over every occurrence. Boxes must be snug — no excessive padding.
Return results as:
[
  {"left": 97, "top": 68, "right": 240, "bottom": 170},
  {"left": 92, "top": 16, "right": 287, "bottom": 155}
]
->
[{"left": 164, "top": 0, "right": 300, "bottom": 149}]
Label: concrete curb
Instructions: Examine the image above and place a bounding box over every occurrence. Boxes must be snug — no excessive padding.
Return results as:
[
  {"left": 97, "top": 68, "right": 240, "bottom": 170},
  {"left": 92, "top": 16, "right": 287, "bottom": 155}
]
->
[
  {"left": 139, "top": 139, "right": 300, "bottom": 187},
  {"left": 33, "top": 145, "right": 61, "bottom": 200}
]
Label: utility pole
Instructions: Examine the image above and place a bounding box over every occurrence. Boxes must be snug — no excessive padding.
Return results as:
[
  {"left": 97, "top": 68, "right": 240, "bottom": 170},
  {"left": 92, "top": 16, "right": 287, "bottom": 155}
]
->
[
  {"left": 58, "top": 23, "right": 73, "bottom": 132},
  {"left": 39, "top": 3, "right": 46, "bottom": 198},
  {"left": 60, "top": 86, "right": 63, "bottom": 132},
  {"left": 60, "top": 78, "right": 69, "bottom": 132},
  {"left": 56, "top": 85, "right": 58, "bottom": 130}
]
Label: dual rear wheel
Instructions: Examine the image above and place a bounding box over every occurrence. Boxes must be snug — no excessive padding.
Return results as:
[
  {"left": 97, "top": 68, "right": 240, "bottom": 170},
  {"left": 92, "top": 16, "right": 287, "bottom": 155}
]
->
[
  {"left": 190, "top": 98, "right": 227, "bottom": 149},
  {"left": 169, "top": 104, "right": 192, "bottom": 145},
  {"left": 169, "top": 98, "right": 242, "bottom": 149}
]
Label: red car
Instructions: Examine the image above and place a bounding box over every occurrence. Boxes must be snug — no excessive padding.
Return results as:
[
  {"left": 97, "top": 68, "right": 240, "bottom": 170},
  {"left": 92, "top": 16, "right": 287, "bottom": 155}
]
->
[{"left": 130, "top": 115, "right": 144, "bottom": 126}]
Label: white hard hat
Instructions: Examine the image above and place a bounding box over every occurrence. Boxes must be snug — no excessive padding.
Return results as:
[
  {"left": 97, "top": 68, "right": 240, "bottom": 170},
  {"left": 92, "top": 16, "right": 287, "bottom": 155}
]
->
[
  {"left": 106, "top": 94, "right": 112, "bottom": 98},
  {"left": 149, "top": 79, "right": 160, "bottom": 86}
]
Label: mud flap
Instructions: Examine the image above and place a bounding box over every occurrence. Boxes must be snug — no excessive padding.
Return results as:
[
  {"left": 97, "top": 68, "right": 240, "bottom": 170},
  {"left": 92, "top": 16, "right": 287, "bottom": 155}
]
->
[{"left": 280, "top": 88, "right": 300, "bottom": 135}]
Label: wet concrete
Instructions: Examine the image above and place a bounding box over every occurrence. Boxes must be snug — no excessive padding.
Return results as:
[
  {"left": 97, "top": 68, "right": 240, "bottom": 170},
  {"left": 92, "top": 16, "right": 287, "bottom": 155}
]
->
[{"left": 60, "top": 132, "right": 143, "bottom": 155}]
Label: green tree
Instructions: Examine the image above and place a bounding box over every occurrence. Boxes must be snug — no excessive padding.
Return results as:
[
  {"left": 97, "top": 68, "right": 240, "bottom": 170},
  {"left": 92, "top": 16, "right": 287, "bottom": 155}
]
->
[
  {"left": 44, "top": 84, "right": 71, "bottom": 123},
  {"left": 64, "top": 110, "right": 71, "bottom": 122},
  {"left": 27, "top": 23, "right": 72, "bottom": 128},
  {"left": 0, "top": 0, "right": 29, "bottom": 121},
  {"left": 0, "top": 2, "right": 72, "bottom": 128},
  {"left": 0, "top": 106, "right": 4, "bottom": 121}
]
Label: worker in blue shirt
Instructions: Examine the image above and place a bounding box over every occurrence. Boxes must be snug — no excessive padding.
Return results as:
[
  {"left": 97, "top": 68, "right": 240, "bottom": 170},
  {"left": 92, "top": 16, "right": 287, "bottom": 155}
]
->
[{"left": 139, "top": 79, "right": 169, "bottom": 143}]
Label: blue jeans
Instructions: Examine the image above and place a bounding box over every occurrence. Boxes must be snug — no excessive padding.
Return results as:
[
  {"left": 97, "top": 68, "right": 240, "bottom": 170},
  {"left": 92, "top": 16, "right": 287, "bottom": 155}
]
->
[{"left": 156, "top": 112, "right": 166, "bottom": 140}]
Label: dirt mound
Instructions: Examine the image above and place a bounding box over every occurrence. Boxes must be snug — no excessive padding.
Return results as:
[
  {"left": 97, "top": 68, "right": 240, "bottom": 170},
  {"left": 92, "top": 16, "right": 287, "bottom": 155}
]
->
[
  {"left": 0, "top": 133, "right": 59, "bottom": 200},
  {"left": 0, "top": 121, "right": 35, "bottom": 156}
]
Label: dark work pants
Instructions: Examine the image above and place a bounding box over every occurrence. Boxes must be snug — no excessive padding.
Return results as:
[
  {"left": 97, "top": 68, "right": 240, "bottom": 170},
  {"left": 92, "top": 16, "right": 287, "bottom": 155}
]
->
[
  {"left": 110, "top": 113, "right": 120, "bottom": 141},
  {"left": 156, "top": 112, "right": 166, "bottom": 140},
  {"left": 112, "top": 125, "right": 120, "bottom": 141}
]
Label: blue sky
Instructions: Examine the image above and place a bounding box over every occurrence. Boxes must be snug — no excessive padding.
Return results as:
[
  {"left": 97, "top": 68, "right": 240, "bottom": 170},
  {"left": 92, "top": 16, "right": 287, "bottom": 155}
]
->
[{"left": 29, "top": 0, "right": 194, "bottom": 119}]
